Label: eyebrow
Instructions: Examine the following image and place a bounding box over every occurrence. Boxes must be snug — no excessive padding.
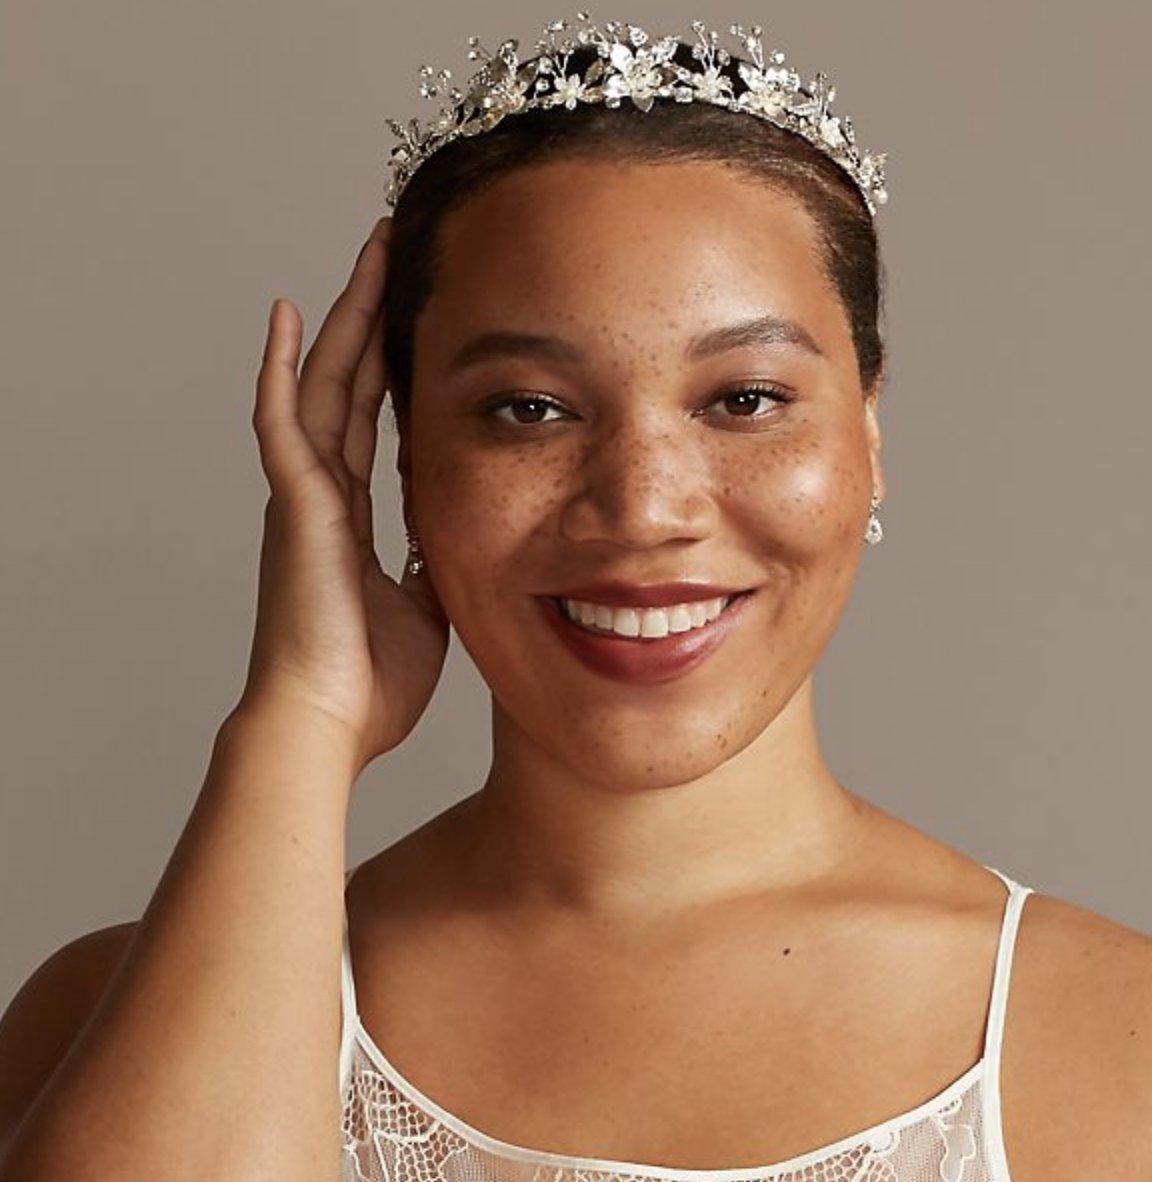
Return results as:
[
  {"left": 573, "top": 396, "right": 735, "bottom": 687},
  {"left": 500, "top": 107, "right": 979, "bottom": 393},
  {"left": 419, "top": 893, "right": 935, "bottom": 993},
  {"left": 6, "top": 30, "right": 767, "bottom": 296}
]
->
[{"left": 446, "top": 312, "right": 825, "bottom": 374}]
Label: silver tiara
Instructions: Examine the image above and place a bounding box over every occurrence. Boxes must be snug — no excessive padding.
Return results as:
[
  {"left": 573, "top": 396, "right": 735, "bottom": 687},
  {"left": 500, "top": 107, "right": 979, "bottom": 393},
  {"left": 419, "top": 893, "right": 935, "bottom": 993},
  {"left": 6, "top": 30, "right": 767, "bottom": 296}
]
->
[{"left": 384, "top": 11, "right": 890, "bottom": 216}]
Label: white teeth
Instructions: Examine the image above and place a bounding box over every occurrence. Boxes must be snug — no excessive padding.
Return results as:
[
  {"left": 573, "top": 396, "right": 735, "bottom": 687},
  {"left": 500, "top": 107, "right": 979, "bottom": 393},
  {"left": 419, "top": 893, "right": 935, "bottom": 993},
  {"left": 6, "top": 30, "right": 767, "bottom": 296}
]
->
[{"left": 560, "top": 595, "right": 733, "bottom": 638}]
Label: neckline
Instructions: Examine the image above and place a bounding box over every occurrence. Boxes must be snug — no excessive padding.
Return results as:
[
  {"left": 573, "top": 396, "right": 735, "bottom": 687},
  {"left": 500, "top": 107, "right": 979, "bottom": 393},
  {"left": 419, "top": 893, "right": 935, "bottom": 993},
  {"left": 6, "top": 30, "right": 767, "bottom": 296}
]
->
[
  {"left": 350, "top": 1016, "right": 985, "bottom": 1178},
  {"left": 342, "top": 862, "right": 1022, "bottom": 1179}
]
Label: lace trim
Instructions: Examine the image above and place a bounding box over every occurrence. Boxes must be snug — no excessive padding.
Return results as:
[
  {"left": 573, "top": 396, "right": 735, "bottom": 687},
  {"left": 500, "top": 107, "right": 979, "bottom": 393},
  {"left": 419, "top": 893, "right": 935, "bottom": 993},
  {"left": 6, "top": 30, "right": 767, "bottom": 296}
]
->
[{"left": 342, "top": 1023, "right": 990, "bottom": 1181}]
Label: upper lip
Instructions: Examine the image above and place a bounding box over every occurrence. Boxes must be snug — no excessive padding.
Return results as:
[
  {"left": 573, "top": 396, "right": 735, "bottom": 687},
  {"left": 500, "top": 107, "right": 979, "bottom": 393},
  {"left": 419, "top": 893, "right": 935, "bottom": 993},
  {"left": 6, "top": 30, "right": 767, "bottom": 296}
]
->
[{"left": 544, "top": 580, "right": 752, "bottom": 608}]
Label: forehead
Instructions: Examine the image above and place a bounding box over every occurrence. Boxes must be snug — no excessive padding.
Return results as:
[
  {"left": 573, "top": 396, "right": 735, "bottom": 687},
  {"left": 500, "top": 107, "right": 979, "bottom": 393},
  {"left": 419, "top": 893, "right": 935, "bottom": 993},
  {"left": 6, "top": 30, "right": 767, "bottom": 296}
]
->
[{"left": 417, "top": 159, "right": 854, "bottom": 372}]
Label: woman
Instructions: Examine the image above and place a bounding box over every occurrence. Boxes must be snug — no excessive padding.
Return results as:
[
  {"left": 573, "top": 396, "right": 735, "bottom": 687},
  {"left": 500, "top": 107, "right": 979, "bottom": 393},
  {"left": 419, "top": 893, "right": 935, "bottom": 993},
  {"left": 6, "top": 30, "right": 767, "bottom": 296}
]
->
[{"left": 1, "top": 14, "right": 1148, "bottom": 1182}]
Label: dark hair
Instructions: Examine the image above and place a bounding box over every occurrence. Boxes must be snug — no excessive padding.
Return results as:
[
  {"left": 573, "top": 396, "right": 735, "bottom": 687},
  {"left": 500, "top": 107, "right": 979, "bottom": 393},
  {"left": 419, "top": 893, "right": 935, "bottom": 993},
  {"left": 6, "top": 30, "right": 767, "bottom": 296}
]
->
[{"left": 381, "top": 40, "right": 887, "bottom": 435}]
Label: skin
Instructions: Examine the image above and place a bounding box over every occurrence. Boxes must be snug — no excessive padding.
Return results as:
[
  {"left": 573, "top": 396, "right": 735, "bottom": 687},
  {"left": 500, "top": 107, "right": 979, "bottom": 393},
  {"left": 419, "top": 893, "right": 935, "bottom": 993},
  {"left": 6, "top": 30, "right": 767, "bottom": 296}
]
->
[
  {"left": 336, "top": 158, "right": 1151, "bottom": 1173},
  {"left": 399, "top": 159, "right": 884, "bottom": 911},
  {"left": 360, "top": 159, "right": 981, "bottom": 1158}
]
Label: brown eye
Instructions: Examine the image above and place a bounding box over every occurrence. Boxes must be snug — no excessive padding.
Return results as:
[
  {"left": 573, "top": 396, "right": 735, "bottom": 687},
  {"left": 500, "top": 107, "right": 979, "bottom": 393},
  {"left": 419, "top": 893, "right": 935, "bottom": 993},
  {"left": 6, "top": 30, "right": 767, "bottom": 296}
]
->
[
  {"left": 709, "top": 385, "right": 791, "bottom": 421},
  {"left": 484, "top": 394, "right": 569, "bottom": 427}
]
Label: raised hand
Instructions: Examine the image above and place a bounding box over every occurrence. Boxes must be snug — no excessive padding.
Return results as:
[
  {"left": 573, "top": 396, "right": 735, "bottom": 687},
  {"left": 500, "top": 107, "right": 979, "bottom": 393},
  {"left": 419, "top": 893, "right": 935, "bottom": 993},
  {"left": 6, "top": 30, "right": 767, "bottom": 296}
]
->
[{"left": 240, "top": 218, "right": 450, "bottom": 773}]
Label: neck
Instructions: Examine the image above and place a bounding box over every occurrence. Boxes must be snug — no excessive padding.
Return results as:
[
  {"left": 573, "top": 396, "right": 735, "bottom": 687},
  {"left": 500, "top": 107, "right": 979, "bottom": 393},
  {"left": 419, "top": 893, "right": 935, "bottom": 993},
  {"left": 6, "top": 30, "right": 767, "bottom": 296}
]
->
[{"left": 446, "top": 678, "right": 871, "bottom": 923}]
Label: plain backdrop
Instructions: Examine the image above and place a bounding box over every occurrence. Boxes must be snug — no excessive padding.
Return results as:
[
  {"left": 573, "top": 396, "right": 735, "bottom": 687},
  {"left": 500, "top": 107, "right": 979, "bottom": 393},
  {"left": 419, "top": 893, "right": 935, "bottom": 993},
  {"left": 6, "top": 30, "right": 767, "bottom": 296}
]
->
[{"left": 2, "top": 0, "right": 1149, "bottom": 1004}]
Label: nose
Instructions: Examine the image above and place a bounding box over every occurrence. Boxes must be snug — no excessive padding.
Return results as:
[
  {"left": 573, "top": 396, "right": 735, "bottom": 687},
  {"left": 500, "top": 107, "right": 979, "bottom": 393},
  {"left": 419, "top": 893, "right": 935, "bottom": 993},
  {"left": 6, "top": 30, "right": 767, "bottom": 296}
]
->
[{"left": 559, "top": 413, "right": 719, "bottom": 550}]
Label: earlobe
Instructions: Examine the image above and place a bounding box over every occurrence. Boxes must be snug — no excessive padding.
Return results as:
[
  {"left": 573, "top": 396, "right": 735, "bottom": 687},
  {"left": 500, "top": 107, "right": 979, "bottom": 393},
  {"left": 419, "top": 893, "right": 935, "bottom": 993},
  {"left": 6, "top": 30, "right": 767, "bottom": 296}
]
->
[
  {"left": 871, "top": 459, "right": 886, "bottom": 504},
  {"left": 863, "top": 394, "right": 885, "bottom": 502},
  {"left": 395, "top": 437, "right": 415, "bottom": 534}
]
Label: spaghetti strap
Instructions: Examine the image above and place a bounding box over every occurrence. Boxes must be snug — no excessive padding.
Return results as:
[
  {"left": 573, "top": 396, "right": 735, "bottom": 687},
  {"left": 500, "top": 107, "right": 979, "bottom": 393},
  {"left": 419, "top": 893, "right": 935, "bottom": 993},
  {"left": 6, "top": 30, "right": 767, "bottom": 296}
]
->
[
  {"left": 979, "top": 863, "right": 1035, "bottom": 1181},
  {"left": 980, "top": 864, "right": 1033, "bottom": 1066}
]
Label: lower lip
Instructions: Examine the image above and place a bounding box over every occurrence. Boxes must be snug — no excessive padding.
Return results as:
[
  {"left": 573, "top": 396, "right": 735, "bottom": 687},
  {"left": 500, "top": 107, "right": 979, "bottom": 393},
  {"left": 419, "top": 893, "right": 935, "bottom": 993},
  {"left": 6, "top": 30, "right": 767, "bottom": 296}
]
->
[{"left": 536, "top": 592, "right": 755, "bottom": 686}]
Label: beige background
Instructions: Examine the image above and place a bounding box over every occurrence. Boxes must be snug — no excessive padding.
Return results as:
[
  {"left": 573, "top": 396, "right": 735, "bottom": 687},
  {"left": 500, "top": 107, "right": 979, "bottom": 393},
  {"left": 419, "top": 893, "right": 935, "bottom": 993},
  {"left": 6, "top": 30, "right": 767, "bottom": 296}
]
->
[{"left": 2, "top": 0, "right": 1149, "bottom": 1003}]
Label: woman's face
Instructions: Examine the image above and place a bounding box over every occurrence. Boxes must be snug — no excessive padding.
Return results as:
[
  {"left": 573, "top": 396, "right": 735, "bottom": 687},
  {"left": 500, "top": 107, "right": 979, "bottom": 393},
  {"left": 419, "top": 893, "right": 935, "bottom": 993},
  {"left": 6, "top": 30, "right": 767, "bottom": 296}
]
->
[{"left": 402, "top": 159, "right": 884, "bottom": 787}]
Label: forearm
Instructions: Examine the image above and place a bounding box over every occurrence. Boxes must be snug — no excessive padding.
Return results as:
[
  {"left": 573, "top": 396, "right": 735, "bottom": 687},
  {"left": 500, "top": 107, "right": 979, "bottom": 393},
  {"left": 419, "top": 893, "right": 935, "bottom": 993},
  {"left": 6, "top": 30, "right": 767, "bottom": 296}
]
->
[{"left": 1, "top": 700, "right": 358, "bottom": 1182}]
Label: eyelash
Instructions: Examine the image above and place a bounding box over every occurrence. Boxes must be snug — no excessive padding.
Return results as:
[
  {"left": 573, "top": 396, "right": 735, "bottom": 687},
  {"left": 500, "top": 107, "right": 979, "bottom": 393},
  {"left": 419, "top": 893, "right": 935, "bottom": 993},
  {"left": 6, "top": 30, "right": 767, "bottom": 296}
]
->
[{"left": 483, "top": 384, "right": 794, "bottom": 430}]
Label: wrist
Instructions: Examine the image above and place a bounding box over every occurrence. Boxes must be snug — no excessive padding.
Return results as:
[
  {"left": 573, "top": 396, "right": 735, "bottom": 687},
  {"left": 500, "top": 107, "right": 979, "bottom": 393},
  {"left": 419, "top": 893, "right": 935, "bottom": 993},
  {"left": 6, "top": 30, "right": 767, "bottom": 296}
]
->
[{"left": 218, "top": 686, "right": 366, "bottom": 781}]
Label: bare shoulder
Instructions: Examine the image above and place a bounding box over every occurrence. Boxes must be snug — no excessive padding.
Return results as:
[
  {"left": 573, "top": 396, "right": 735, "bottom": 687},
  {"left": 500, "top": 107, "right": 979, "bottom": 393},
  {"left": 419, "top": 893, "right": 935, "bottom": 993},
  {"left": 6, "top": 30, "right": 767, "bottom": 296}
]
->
[
  {"left": 0, "top": 921, "right": 139, "bottom": 1154},
  {"left": 1006, "top": 887, "right": 1152, "bottom": 1178}
]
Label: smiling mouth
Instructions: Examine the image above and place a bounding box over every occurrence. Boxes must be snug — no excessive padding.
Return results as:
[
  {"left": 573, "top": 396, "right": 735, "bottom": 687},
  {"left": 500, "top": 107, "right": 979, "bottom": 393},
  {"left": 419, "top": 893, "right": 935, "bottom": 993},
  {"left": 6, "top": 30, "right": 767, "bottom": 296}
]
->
[{"left": 545, "top": 590, "right": 753, "bottom": 642}]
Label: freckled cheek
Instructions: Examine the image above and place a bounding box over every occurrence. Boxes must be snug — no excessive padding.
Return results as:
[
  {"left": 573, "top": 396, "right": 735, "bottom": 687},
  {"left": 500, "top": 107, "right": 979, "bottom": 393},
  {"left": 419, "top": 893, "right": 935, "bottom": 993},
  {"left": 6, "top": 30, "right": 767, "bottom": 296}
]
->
[
  {"left": 417, "top": 456, "right": 552, "bottom": 602},
  {"left": 736, "top": 444, "right": 864, "bottom": 554},
  {"left": 425, "top": 454, "right": 552, "bottom": 529}
]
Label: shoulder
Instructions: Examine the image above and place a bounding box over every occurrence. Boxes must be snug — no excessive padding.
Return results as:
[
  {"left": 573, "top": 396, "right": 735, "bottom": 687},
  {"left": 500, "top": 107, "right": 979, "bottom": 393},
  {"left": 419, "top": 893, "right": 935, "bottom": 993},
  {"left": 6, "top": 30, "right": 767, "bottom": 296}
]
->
[
  {"left": 1005, "top": 887, "right": 1152, "bottom": 1179},
  {"left": 0, "top": 921, "right": 138, "bottom": 1155}
]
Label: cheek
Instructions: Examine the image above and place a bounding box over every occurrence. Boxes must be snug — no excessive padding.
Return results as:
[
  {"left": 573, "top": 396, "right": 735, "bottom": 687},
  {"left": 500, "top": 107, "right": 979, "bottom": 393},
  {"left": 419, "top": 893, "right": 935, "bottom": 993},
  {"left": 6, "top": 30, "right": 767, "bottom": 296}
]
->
[
  {"left": 417, "top": 450, "right": 554, "bottom": 590},
  {"left": 720, "top": 431, "right": 869, "bottom": 557}
]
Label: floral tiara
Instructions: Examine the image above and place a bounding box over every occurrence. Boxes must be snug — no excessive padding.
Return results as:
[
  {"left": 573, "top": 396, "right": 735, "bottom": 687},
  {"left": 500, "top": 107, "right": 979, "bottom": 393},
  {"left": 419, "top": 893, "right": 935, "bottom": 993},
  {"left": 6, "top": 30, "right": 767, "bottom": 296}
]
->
[{"left": 384, "top": 10, "right": 890, "bottom": 216}]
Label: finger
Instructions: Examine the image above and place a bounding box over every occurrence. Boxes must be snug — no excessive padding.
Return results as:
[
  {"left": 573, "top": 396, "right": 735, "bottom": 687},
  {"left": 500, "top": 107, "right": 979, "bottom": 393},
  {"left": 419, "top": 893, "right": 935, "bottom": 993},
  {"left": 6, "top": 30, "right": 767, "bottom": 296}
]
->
[
  {"left": 344, "top": 306, "right": 388, "bottom": 560},
  {"left": 252, "top": 298, "right": 322, "bottom": 495},
  {"left": 296, "top": 217, "right": 391, "bottom": 464},
  {"left": 345, "top": 305, "right": 388, "bottom": 486}
]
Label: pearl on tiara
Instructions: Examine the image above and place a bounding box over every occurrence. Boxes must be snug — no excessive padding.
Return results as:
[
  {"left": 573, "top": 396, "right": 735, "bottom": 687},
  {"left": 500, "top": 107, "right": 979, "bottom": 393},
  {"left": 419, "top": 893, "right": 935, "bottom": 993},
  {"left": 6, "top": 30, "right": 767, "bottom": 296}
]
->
[{"left": 384, "top": 10, "right": 889, "bottom": 215}]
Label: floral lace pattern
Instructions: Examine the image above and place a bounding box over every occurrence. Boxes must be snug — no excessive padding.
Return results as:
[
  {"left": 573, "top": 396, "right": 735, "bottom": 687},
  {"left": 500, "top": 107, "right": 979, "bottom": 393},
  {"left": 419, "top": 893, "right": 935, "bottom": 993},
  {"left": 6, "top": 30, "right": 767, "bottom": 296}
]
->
[{"left": 340, "top": 1037, "right": 997, "bottom": 1182}]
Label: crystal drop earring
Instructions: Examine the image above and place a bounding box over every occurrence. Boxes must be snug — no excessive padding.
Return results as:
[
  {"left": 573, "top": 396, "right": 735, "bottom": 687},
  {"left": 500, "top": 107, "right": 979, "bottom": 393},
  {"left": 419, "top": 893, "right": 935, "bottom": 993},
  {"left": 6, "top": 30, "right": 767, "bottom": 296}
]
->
[{"left": 865, "top": 492, "right": 884, "bottom": 545}]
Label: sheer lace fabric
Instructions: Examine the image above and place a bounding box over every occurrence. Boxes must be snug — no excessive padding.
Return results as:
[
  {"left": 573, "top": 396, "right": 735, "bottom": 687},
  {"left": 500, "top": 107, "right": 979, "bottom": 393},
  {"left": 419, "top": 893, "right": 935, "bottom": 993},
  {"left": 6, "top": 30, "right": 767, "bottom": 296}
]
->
[
  {"left": 339, "top": 866, "right": 1030, "bottom": 1182},
  {"left": 341, "top": 1037, "right": 992, "bottom": 1182}
]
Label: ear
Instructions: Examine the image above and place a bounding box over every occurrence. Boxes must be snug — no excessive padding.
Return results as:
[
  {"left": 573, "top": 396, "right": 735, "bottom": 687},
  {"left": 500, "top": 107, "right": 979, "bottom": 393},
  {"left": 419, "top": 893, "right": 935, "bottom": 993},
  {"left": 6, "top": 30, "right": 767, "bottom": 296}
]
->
[
  {"left": 863, "top": 374, "right": 886, "bottom": 504},
  {"left": 394, "top": 417, "right": 413, "bottom": 528}
]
